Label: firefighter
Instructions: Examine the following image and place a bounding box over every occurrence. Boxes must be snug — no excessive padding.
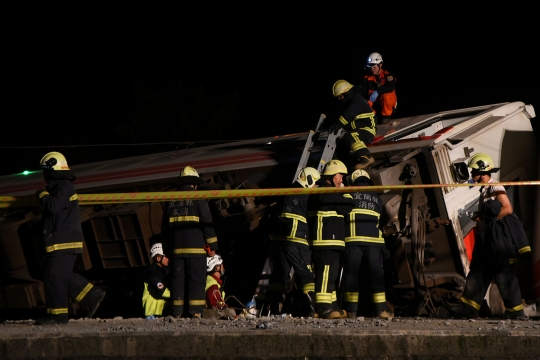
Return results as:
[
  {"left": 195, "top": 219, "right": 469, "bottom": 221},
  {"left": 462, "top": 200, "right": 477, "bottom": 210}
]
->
[
  {"left": 342, "top": 170, "right": 393, "bottom": 319},
  {"left": 310, "top": 160, "right": 353, "bottom": 319},
  {"left": 34, "top": 152, "right": 106, "bottom": 325},
  {"left": 445, "top": 153, "right": 531, "bottom": 319},
  {"left": 267, "top": 167, "right": 320, "bottom": 317},
  {"left": 361, "top": 52, "right": 397, "bottom": 125},
  {"left": 142, "top": 243, "right": 171, "bottom": 320},
  {"left": 162, "top": 166, "right": 219, "bottom": 318},
  {"left": 205, "top": 254, "right": 236, "bottom": 319},
  {"left": 330, "top": 80, "right": 377, "bottom": 170}
]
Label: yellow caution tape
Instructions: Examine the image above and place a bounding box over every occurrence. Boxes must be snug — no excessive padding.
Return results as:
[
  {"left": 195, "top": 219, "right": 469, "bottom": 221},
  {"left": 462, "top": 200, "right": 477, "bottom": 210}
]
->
[{"left": 1, "top": 181, "right": 539, "bottom": 208}]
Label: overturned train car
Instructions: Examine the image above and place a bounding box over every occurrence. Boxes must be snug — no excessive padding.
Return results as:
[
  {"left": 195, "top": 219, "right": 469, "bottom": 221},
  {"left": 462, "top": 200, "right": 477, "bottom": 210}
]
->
[{"left": 0, "top": 101, "right": 538, "bottom": 319}]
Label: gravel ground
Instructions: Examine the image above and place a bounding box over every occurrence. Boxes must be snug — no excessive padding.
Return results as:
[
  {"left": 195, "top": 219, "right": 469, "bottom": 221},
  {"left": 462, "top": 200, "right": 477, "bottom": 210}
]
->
[{"left": 2, "top": 314, "right": 540, "bottom": 335}]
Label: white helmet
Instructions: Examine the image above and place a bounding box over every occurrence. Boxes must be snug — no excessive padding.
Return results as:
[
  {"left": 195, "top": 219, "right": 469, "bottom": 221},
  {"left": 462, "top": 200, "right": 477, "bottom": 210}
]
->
[
  {"left": 150, "top": 243, "right": 164, "bottom": 258},
  {"left": 351, "top": 169, "right": 370, "bottom": 182},
  {"left": 366, "top": 52, "right": 383, "bottom": 68},
  {"left": 296, "top": 167, "right": 320, "bottom": 188},
  {"left": 40, "top": 152, "right": 70, "bottom": 170},
  {"left": 332, "top": 80, "right": 353, "bottom": 97},
  {"left": 207, "top": 254, "right": 223, "bottom": 272}
]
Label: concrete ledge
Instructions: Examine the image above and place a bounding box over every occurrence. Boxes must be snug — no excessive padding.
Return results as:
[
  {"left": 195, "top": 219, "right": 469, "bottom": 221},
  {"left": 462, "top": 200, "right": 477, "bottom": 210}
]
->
[{"left": 2, "top": 329, "right": 540, "bottom": 359}]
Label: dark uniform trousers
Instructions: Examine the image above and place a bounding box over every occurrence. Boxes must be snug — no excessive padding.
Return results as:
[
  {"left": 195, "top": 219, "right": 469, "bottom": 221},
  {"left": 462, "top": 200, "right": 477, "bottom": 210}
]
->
[
  {"left": 341, "top": 246, "right": 386, "bottom": 313},
  {"left": 312, "top": 250, "right": 340, "bottom": 314},
  {"left": 171, "top": 256, "right": 207, "bottom": 316},
  {"left": 269, "top": 242, "right": 314, "bottom": 294},
  {"left": 44, "top": 253, "right": 100, "bottom": 319}
]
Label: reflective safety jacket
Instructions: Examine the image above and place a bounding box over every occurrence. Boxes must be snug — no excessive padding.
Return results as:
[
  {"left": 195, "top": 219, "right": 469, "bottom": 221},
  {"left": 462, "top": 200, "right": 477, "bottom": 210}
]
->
[
  {"left": 205, "top": 274, "right": 226, "bottom": 309},
  {"left": 162, "top": 185, "right": 218, "bottom": 257},
  {"left": 310, "top": 182, "right": 354, "bottom": 251},
  {"left": 272, "top": 183, "right": 310, "bottom": 247},
  {"left": 336, "top": 87, "right": 376, "bottom": 136},
  {"left": 142, "top": 262, "right": 170, "bottom": 316},
  {"left": 345, "top": 180, "right": 385, "bottom": 246},
  {"left": 36, "top": 177, "right": 83, "bottom": 254},
  {"left": 362, "top": 68, "right": 396, "bottom": 96}
]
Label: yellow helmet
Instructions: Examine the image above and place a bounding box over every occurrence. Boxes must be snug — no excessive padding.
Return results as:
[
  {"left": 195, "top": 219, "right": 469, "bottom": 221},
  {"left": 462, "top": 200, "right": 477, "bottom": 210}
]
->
[
  {"left": 332, "top": 80, "right": 353, "bottom": 97},
  {"left": 39, "top": 152, "right": 69, "bottom": 170},
  {"left": 297, "top": 167, "right": 321, "bottom": 188},
  {"left": 468, "top": 153, "right": 496, "bottom": 172},
  {"left": 351, "top": 169, "right": 370, "bottom": 182},
  {"left": 177, "top": 165, "right": 204, "bottom": 186},
  {"left": 322, "top": 160, "right": 348, "bottom": 176}
]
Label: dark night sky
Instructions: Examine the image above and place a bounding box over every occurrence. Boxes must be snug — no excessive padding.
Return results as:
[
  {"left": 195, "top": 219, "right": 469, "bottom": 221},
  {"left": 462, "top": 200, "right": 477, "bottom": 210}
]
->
[{"left": 4, "top": 7, "right": 539, "bottom": 177}]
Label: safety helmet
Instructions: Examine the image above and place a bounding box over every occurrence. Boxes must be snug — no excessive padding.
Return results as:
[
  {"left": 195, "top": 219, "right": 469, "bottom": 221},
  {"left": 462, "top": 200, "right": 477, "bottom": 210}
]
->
[
  {"left": 351, "top": 169, "right": 370, "bottom": 182},
  {"left": 150, "top": 243, "right": 164, "bottom": 258},
  {"left": 207, "top": 254, "right": 223, "bottom": 272},
  {"left": 366, "top": 52, "right": 383, "bottom": 68},
  {"left": 296, "top": 167, "right": 321, "bottom": 188},
  {"left": 468, "top": 153, "right": 497, "bottom": 172},
  {"left": 332, "top": 80, "right": 353, "bottom": 97},
  {"left": 39, "top": 152, "right": 70, "bottom": 170},
  {"left": 322, "top": 160, "right": 348, "bottom": 176},
  {"left": 176, "top": 165, "right": 205, "bottom": 186}
]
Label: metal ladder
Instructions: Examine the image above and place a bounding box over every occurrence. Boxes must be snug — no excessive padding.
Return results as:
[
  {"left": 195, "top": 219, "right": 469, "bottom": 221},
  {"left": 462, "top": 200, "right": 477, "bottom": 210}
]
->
[{"left": 292, "top": 114, "right": 343, "bottom": 182}]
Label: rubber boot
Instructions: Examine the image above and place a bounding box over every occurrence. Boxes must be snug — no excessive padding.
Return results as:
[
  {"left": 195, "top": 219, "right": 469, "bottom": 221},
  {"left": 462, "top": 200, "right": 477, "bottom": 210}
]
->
[
  {"left": 346, "top": 311, "right": 357, "bottom": 319},
  {"left": 305, "top": 292, "right": 316, "bottom": 318},
  {"left": 35, "top": 314, "right": 69, "bottom": 325},
  {"left": 79, "top": 286, "right": 106, "bottom": 318},
  {"left": 445, "top": 302, "right": 478, "bottom": 319},
  {"left": 499, "top": 309, "right": 528, "bottom": 320},
  {"left": 269, "top": 291, "right": 284, "bottom": 316},
  {"left": 355, "top": 155, "right": 375, "bottom": 170},
  {"left": 373, "top": 302, "right": 394, "bottom": 319}
]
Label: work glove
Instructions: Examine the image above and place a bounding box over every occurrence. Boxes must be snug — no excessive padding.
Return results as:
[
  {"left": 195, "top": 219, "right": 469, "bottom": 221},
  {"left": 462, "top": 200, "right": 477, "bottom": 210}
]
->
[
  {"left": 328, "top": 122, "right": 341, "bottom": 135},
  {"left": 369, "top": 91, "right": 379, "bottom": 103}
]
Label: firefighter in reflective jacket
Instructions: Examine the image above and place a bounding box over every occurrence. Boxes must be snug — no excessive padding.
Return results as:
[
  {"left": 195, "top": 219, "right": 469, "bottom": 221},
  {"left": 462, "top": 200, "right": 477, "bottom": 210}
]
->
[
  {"left": 310, "top": 160, "right": 353, "bottom": 319},
  {"left": 446, "top": 153, "right": 531, "bottom": 320},
  {"left": 162, "top": 166, "right": 218, "bottom": 318},
  {"left": 267, "top": 167, "right": 320, "bottom": 316},
  {"left": 342, "top": 170, "right": 393, "bottom": 319},
  {"left": 34, "top": 152, "right": 106, "bottom": 325},
  {"left": 142, "top": 243, "right": 170, "bottom": 320},
  {"left": 361, "top": 52, "right": 397, "bottom": 125},
  {"left": 331, "top": 80, "right": 377, "bottom": 170}
]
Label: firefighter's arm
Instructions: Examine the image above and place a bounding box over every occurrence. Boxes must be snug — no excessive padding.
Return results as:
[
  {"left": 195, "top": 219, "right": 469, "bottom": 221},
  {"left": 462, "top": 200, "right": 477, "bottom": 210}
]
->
[
  {"left": 376, "top": 71, "right": 396, "bottom": 95},
  {"left": 36, "top": 186, "right": 70, "bottom": 214},
  {"left": 146, "top": 272, "right": 169, "bottom": 298},
  {"left": 199, "top": 201, "right": 218, "bottom": 252},
  {"left": 495, "top": 191, "right": 513, "bottom": 219}
]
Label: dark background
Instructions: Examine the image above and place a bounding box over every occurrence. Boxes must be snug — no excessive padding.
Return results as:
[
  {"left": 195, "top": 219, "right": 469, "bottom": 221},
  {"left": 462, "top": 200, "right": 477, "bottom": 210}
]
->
[{"left": 4, "top": 7, "right": 539, "bottom": 177}]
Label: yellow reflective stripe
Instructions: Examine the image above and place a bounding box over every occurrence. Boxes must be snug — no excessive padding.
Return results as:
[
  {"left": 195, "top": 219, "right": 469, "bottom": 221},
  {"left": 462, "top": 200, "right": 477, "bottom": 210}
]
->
[
  {"left": 173, "top": 248, "right": 207, "bottom": 255},
  {"left": 506, "top": 303, "right": 524, "bottom": 312},
  {"left": 372, "top": 292, "right": 386, "bottom": 304},
  {"left": 315, "top": 293, "right": 332, "bottom": 304},
  {"left": 47, "top": 308, "right": 68, "bottom": 315},
  {"left": 286, "top": 238, "right": 310, "bottom": 246},
  {"left": 45, "top": 242, "right": 83, "bottom": 253},
  {"left": 518, "top": 246, "right": 531, "bottom": 254},
  {"left": 312, "top": 240, "right": 345, "bottom": 247},
  {"left": 338, "top": 115, "right": 348, "bottom": 125},
  {"left": 173, "top": 300, "right": 184, "bottom": 306},
  {"left": 321, "top": 265, "right": 329, "bottom": 293},
  {"left": 303, "top": 283, "right": 315, "bottom": 293},
  {"left": 332, "top": 291, "right": 337, "bottom": 302},
  {"left": 345, "top": 236, "right": 385, "bottom": 244},
  {"left": 360, "top": 126, "right": 377, "bottom": 135},
  {"left": 350, "top": 209, "right": 380, "bottom": 218},
  {"left": 461, "top": 297, "right": 481, "bottom": 310},
  {"left": 290, "top": 218, "right": 298, "bottom": 238},
  {"left": 170, "top": 216, "right": 199, "bottom": 223},
  {"left": 75, "top": 283, "right": 93, "bottom": 303},
  {"left": 343, "top": 194, "right": 353, "bottom": 199},
  {"left": 317, "top": 211, "right": 342, "bottom": 217},
  {"left": 206, "top": 237, "right": 217, "bottom": 244},
  {"left": 280, "top": 213, "right": 307, "bottom": 223},
  {"left": 354, "top": 112, "right": 376, "bottom": 120},
  {"left": 38, "top": 191, "right": 49, "bottom": 199},
  {"left": 69, "top": 194, "right": 78, "bottom": 201},
  {"left": 509, "top": 258, "right": 517, "bottom": 264},
  {"left": 189, "top": 300, "right": 206, "bottom": 306},
  {"left": 344, "top": 292, "right": 358, "bottom": 302}
]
